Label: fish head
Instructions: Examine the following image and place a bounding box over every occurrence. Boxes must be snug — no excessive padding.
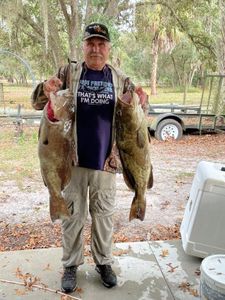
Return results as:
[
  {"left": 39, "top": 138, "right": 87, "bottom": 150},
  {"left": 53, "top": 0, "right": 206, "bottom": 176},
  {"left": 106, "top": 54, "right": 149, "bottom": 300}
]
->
[
  {"left": 50, "top": 89, "right": 75, "bottom": 121},
  {"left": 116, "top": 91, "right": 143, "bottom": 130}
]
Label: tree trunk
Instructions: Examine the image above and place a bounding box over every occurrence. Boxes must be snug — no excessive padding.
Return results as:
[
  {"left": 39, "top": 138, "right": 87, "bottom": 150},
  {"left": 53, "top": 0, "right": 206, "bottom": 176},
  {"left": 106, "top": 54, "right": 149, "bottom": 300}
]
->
[
  {"left": 104, "top": 0, "right": 119, "bottom": 17},
  {"left": 48, "top": 12, "right": 65, "bottom": 68},
  {"left": 59, "top": 0, "right": 80, "bottom": 60},
  {"left": 218, "top": 0, "right": 225, "bottom": 74},
  {"left": 171, "top": 53, "right": 182, "bottom": 86},
  {"left": 189, "top": 66, "right": 197, "bottom": 86},
  {"left": 150, "top": 38, "right": 159, "bottom": 95},
  {"left": 182, "top": 73, "right": 187, "bottom": 105},
  {"left": 84, "top": 0, "right": 93, "bottom": 24},
  {"left": 216, "top": 0, "right": 225, "bottom": 114},
  {"left": 69, "top": 0, "right": 80, "bottom": 60}
]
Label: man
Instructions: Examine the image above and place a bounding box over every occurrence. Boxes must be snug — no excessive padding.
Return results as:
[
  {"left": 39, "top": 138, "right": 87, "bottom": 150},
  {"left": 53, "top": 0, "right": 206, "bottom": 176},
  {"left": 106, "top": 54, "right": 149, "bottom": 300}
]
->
[{"left": 32, "top": 23, "right": 147, "bottom": 293}]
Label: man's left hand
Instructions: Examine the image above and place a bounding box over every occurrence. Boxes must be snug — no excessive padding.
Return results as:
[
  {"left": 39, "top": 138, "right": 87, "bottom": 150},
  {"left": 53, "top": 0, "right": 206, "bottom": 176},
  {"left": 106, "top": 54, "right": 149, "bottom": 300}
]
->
[{"left": 135, "top": 86, "right": 148, "bottom": 106}]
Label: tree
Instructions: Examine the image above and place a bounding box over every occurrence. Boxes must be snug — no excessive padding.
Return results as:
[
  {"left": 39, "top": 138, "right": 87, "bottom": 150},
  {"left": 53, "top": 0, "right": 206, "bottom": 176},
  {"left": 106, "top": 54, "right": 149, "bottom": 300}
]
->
[
  {"left": 0, "top": 0, "right": 67, "bottom": 74},
  {"left": 0, "top": 0, "right": 223, "bottom": 88},
  {"left": 135, "top": 2, "right": 180, "bottom": 95},
  {"left": 132, "top": 0, "right": 221, "bottom": 94},
  {"left": 0, "top": 0, "right": 130, "bottom": 77},
  {"left": 215, "top": 0, "right": 225, "bottom": 114},
  {"left": 217, "top": 0, "right": 225, "bottom": 74}
]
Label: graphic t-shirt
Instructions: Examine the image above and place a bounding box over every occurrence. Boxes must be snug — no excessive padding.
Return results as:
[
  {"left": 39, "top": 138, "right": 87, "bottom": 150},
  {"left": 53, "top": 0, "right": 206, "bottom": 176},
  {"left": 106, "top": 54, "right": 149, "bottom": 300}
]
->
[{"left": 76, "top": 64, "right": 115, "bottom": 170}]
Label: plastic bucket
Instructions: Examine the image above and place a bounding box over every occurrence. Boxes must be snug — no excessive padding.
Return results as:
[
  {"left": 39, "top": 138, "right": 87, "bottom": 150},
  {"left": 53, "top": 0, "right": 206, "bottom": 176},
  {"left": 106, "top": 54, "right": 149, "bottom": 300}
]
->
[{"left": 200, "top": 255, "right": 225, "bottom": 299}]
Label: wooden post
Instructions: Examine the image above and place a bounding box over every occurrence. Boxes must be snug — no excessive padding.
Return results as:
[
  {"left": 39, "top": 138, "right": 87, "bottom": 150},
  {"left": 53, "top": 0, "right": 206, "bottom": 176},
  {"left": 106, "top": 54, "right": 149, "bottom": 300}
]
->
[
  {"left": 182, "top": 74, "right": 187, "bottom": 105},
  {"left": 0, "top": 82, "right": 6, "bottom": 113},
  {"left": 14, "top": 104, "right": 23, "bottom": 138}
]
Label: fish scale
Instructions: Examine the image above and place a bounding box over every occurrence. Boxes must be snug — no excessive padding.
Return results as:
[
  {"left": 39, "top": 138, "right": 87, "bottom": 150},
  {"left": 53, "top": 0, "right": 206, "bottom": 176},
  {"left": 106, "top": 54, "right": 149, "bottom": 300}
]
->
[
  {"left": 38, "top": 89, "right": 75, "bottom": 222},
  {"left": 116, "top": 91, "right": 153, "bottom": 221}
]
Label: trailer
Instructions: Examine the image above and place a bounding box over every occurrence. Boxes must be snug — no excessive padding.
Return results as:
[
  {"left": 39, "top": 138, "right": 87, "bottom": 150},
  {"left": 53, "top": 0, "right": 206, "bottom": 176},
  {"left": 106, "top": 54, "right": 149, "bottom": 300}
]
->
[{"left": 148, "top": 74, "right": 225, "bottom": 140}]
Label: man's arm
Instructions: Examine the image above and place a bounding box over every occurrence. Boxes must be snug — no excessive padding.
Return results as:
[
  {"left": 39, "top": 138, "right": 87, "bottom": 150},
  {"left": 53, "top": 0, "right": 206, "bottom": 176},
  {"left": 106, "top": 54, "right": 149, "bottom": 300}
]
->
[
  {"left": 31, "top": 82, "right": 49, "bottom": 110},
  {"left": 31, "top": 64, "right": 70, "bottom": 110}
]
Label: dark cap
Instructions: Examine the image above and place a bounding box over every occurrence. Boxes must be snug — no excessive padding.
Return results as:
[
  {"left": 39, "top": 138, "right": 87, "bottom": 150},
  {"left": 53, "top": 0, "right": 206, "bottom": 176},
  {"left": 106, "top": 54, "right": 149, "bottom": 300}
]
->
[{"left": 83, "top": 23, "right": 110, "bottom": 42}]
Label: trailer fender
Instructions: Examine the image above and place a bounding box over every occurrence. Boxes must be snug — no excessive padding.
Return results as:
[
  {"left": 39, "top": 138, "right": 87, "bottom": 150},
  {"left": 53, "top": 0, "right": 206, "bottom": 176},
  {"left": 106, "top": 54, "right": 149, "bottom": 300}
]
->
[{"left": 150, "top": 113, "right": 184, "bottom": 131}]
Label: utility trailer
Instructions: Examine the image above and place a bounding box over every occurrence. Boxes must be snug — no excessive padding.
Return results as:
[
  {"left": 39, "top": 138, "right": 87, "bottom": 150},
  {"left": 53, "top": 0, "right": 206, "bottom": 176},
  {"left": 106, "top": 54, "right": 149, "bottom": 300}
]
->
[{"left": 148, "top": 74, "right": 225, "bottom": 140}]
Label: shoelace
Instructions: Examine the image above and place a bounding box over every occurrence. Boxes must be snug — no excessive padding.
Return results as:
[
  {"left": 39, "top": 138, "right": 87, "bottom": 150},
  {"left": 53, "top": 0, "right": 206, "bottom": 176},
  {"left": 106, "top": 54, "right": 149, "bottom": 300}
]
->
[
  {"left": 64, "top": 267, "right": 77, "bottom": 280},
  {"left": 100, "top": 265, "right": 113, "bottom": 275}
]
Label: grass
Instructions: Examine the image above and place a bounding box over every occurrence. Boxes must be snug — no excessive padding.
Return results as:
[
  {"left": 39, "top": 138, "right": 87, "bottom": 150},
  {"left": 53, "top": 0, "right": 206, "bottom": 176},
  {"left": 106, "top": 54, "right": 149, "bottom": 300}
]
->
[
  {"left": 0, "top": 82, "right": 204, "bottom": 111},
  {"left": 0, "top": 125, "right": 40, "bottom": 189},
  {"left": 143, "top": 86, "right": 203, "bottom": 105},
  {"left": 176, "top": 172, "right": 195, "bottom": 180},
  {"left": 0, "top": 82, "right": 33, "bottom": 110}
]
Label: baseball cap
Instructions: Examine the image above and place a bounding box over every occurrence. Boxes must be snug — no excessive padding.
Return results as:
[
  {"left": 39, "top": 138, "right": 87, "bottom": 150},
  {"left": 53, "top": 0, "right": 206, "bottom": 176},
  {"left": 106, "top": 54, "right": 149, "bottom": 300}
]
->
[{"left": 83, "top": 23, "right": 110, "bottom": 42}]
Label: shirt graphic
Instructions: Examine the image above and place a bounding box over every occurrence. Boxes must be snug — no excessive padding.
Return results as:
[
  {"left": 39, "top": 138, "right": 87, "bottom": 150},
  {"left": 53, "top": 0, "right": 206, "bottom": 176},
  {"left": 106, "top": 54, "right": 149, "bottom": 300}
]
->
[
  {"left": 76, "top": 66, "right": 115, "bottom": 170},
  {"left": 78, "top": 79, "right": 113, "bottom": 105}
]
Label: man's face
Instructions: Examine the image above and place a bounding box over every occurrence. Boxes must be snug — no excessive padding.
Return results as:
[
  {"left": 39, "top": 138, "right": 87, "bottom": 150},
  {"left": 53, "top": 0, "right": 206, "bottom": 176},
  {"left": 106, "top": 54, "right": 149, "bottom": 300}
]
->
[{"left": 83, "top": 37, "right": 111, "bottom": 70}]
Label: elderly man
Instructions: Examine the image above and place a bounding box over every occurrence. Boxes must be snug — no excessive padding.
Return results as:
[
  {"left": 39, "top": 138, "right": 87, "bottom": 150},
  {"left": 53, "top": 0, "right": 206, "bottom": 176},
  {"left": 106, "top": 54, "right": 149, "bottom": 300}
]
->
[{"left": 32, "top": 23, "right": 147, "bottom": 293}]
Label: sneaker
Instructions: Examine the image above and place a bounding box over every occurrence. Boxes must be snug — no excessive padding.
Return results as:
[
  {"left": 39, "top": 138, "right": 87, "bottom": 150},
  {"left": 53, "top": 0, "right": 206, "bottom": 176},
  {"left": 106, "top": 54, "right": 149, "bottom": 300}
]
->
[
  {"left": 61, "top": 266, "right": 77, "bottom": 293},
  {"left": 95, "top": 264, "right": 117, "bottom": 288}
]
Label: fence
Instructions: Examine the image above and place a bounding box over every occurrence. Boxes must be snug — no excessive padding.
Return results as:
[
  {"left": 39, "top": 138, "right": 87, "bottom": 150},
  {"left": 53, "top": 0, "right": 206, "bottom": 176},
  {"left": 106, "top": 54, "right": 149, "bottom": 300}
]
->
[{"left": 0, "top": 82, "right": 42, "bottom": 137}]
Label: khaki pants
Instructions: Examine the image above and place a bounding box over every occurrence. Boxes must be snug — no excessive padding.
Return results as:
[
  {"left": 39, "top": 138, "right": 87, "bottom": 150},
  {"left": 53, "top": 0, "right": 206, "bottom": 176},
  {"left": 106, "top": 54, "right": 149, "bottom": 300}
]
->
[{"left": 61, "top": 166, "right": 116, "bottom": 267}]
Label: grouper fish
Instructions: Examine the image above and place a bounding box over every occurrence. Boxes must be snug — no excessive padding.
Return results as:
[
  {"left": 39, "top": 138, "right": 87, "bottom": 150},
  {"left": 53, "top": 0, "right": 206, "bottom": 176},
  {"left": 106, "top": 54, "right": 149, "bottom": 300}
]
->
[
  {"left": 38, "top": 89, "right": 75, "bottom": 222},
  {"left": 116, "top": 91, "right": 153, "bottom": 221}
]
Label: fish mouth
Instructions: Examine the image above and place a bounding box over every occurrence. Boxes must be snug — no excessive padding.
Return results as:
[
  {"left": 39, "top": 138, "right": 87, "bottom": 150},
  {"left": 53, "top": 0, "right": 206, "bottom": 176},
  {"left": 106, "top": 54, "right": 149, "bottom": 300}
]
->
[{"left": 118, "top": 91, "right": 134, "bottom": 107}]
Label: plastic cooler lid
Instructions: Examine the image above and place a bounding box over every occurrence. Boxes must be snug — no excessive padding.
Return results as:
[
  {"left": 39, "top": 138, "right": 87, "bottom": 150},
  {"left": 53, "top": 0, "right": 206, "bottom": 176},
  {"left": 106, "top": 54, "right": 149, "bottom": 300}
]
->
[
  {"left": 200, "top": 255, "right": 225, "bottom": 291},
  {"left": 198, "top": 161, "right": 225, "bottom": 183}
]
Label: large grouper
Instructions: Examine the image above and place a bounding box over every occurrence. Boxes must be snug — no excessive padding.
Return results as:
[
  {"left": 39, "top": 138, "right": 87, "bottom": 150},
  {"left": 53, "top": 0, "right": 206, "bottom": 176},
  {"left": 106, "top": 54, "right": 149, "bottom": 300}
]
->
[
  {"left": 38, "top": 88, "right": 75, "bottom": 222},
  {"left": 116, "top": 90, "right": 153, "bottom": 221}
]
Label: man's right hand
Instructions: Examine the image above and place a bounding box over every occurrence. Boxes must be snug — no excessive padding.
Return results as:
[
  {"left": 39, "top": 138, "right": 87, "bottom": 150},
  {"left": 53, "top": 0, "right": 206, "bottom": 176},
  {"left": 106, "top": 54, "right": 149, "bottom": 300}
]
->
[{"left": 43, "top": 76, "right": 62, "bottom": 99}]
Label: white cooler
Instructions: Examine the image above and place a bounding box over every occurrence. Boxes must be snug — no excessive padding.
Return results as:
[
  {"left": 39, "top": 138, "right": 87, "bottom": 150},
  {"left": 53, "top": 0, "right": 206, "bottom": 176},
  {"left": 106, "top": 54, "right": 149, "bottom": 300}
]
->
[{"left": 180, "top": 160, "right": 225, "bottom": 258}]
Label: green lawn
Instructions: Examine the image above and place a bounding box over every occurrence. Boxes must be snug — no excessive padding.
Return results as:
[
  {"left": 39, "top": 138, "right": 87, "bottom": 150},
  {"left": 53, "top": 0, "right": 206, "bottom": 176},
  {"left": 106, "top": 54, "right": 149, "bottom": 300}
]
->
[
  {"left": 143, "top": 86, "right": 203, "bottom": 105},
  {"left": 0, "top": 126, "right": 40, "bottom": 188},
  {"left": 0, "top": 83, "right": 203, "bottom": 109},
  {"left": 0, "top": 83, "right": 33, "bottom": 110}
]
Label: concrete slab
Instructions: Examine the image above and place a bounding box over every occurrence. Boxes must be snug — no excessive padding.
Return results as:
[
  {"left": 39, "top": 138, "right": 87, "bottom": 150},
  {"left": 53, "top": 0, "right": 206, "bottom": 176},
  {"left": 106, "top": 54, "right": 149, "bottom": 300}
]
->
[
  {"left": 0, "top": 241, "right": 202, "bottom": 300},
  {"left": 150, "top": 240, "right": 202, "bottom": 299}
]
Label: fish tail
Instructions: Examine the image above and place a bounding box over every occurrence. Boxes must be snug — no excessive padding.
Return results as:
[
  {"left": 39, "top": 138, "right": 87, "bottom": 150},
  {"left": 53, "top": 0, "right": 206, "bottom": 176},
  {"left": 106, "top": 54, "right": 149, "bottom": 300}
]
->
[
  {"left": 50, "top": 195, "right": 70, "bottom": 222},
  {"left": 129, "top": 193, "right": 146, "bottom": 222}
]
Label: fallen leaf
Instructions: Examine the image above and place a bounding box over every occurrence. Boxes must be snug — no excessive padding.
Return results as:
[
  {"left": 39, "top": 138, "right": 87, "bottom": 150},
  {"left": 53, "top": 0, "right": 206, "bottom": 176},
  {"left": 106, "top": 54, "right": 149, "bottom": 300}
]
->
[
  {"left": 61, "top": 295, "right": 74, "bottom": 300},
  {"left": 166, "top": 263, "right": 178, "bottom": 272},
  {"left": 15, "top": 289, "right": 26, "bottom": 296},
  {"left": 190, "top": 288, "right": 199, "bottom": 297},
  {"left": 76, "top": 287, "right": 83, "bottom": 293},
  {"left": 160, "top": 249, "right": 169, "bottom": 257},
  {"left": 43, "top": 263, "right": 52, "bottom": 271},
  {"left": 178, "top": 281, "right": 191, "bottom": 292},
  {"left": 195, "top": 268, "right": 201, "bottom": 276},
  {"left": 178, "top": 281, "right": 199, "bottom": 297},
  {"left": 113, "top": 249, "right": 129, "bottom": 256}
]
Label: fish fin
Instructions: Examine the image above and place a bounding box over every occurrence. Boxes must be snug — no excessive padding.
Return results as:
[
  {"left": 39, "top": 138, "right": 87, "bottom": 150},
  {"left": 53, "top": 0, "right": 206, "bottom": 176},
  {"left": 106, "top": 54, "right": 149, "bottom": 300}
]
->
[
  {"left": 41, "top": 173, "right": 47, "bottom": 187},
  {"left": 129, "top": 193, "right": 146, "bottom": 221},
  {"left": 49, "top": 195, "right": 70, "bottom": 222},
  {"left": 123, "top": 168, "right": 135, "bottom": 190},
  {"left": 39, "top": 116, "right": 49, "bottom": 145},
  {"left": 147, "top": 164, "right": 154, "bottom": 189},
  {"left": 148, "top": 130, "right": 151, "bottom": 143},
  {"left": 38, "top": 124, "right": 41, "bottom": 139},
  {"left": 119, "top": 150, "right": 135, "bottom": 190},
  {"left": 137, "top": 129, "right": 145, "bottom": 148}
]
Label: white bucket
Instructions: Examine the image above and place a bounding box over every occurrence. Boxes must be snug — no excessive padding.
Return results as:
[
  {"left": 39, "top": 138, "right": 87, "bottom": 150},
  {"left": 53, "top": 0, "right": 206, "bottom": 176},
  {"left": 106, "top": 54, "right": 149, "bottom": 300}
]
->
[{"left": 200, "top": 255, "right": 225, "bottom": 299}]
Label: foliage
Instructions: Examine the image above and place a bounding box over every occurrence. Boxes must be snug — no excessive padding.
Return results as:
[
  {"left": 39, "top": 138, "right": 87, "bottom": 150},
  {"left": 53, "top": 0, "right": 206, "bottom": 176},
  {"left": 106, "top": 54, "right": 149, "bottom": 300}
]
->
[
  {"left": 118, "top": 33, "right": 152, "bottom": 82},
  {"left": 0, "top": 0, "right": 223, "bottom": 90},
  {"left": 171, "top": 0, "right": 219, "bottom": 69}
]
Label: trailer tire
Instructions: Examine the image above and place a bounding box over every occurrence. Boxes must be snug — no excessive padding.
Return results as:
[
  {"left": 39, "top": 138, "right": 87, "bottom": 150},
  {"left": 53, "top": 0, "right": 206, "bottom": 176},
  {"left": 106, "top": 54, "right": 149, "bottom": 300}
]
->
[{"left": 155, "top": 119, "right": 183, "bottom": 141}]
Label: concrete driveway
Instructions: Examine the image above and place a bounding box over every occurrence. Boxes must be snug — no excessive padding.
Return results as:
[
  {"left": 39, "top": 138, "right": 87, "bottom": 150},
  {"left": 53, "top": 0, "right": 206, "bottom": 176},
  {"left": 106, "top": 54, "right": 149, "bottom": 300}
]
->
[{"left": 0, "top": 240, "right": 202, "bottom": 300}]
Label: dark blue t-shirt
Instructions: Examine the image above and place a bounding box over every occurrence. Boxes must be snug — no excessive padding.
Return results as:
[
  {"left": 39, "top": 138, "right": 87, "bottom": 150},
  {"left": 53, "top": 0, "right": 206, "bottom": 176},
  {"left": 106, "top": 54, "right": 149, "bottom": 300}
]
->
[{"left": 76, "top": 64, "right": 115, "bottom": 170}]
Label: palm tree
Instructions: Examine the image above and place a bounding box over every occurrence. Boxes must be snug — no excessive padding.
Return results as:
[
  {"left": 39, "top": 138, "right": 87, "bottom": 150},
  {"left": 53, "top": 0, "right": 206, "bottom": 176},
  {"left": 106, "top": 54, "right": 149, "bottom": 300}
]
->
[{"left": 135, "top": 2, "right": 179, "bottom": 95}]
